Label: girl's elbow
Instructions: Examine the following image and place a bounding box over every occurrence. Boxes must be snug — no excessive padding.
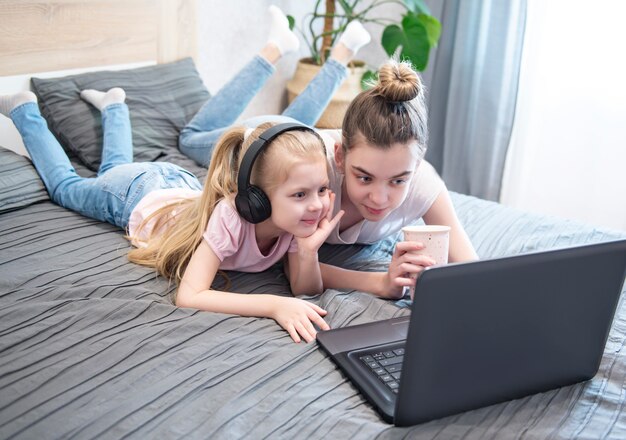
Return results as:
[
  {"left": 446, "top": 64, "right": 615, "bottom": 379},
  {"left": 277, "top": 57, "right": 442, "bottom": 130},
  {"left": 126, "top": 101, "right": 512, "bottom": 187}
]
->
[
  {"left": 290, "top": 287, "right": 305, "bottom": 297},
  {"left": 289, "top": 282, "right": 305, "bottom": 296},
  {"left": 291, "top": 284, "right": 324, "bottom": 297},
  {"left": 175, "top": 290, "right": 190, "bottom": 308},
  {"left": 175, "top": 295, "right": 184, "bottom": 308},
  {"left": 312, "top": 285, "right": 325, "bottom": 296}
]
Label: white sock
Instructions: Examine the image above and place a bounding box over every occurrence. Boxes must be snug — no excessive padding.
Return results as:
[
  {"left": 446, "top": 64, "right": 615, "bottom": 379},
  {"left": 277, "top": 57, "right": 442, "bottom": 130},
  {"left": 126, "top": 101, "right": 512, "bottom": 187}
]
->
[
  {"left": 80, "top": 87, "right": 126, "bottom": 111},
  {"left": 338, "top": 21, "right": 371, "bottom": 55},
  {"left": 0, "top": 91, "right": 37, "bottom": 117},
  {"left": 267, "top": 5, "right": 299, "bottom": 55}
]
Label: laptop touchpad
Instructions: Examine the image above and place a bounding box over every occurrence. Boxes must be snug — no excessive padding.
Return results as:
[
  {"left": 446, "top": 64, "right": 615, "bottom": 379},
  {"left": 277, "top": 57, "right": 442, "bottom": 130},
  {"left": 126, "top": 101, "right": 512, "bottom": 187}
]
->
[{"left": 319, "top": 317, "right": 410, "bottom": 355}]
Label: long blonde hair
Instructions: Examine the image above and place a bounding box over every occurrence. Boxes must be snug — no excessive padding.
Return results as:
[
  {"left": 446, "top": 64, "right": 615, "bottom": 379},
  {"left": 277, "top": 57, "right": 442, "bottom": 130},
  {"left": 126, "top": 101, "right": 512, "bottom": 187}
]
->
[{"left": 127, "top": 123, "right": 327, "bottom": 284}]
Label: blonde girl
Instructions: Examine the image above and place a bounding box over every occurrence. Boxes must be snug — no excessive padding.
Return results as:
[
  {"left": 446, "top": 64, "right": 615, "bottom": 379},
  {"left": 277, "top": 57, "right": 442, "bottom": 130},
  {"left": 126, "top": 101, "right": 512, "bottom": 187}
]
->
[
  {"left": 129, "top": 122, "right": 343, "bottom": 343},
  {"left": 1, "top": 87, "right": 342, "bottom": 344}
]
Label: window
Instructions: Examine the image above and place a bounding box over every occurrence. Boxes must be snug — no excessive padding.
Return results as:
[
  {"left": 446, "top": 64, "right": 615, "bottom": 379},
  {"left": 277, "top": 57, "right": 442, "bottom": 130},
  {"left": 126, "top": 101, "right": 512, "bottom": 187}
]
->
[{"left": 500, "top": 0, "right": 626, "bottom": 231}]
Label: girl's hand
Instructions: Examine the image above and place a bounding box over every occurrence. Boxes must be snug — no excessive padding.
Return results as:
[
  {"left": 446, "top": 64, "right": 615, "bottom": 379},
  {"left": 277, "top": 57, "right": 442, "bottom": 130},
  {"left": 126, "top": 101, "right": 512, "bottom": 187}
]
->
[
  {"left": 379, "top": 241, "right": 436, "bottom": 299},
  {"left": 296, "top": 191, "right": 344, "bottom": 253},
  {"left": 270, "top": 296, "right": 330, "bottom": 343}
]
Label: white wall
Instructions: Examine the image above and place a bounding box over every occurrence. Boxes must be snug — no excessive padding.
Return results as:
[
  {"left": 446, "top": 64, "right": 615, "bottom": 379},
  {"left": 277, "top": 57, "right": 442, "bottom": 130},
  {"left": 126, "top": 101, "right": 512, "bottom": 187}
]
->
[
  {"left": 195, "top": 0, "right": 406, "bottom": 121},
  {"left": 0, "top": 1, "right": 421, "bottom": 156}
]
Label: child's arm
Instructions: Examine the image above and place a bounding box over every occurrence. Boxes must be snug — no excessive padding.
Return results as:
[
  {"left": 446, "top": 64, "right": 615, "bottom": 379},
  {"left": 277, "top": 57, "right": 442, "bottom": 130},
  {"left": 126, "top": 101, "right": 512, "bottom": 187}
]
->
[
  {"left": 286, "top": 246, "right": 323, "bottom": 296},
  {"left": 177, "top": 240, "right": 330, "bottom": 343},
  {"left": 319, "top": 241, "right": 436, "bottom": 299},
  {"left": 320, "top": 191, "right": 478, "bottom": 298},
  {"left": 286, "top": 192, "right": 344, "bottom": 296}
]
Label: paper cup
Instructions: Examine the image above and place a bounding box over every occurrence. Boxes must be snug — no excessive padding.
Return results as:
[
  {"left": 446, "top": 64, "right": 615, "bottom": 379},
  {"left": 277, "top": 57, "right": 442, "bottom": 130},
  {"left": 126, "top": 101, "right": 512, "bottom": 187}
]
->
[{"left": 402, "top": 225, "right": 451, "bottom": 298}]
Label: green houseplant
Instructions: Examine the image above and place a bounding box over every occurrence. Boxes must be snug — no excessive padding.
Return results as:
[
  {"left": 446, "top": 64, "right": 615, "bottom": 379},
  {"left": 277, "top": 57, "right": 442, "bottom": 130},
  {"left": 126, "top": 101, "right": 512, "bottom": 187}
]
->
[{"left": 286, "top": 0, "right": 441, "bottom": 127}]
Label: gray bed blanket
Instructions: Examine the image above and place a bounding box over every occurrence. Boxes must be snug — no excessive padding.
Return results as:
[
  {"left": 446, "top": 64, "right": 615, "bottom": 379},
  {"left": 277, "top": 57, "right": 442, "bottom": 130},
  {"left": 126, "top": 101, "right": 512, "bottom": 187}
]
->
[{"left": 1, "top": 187, "right": 625, "bottom": 438}]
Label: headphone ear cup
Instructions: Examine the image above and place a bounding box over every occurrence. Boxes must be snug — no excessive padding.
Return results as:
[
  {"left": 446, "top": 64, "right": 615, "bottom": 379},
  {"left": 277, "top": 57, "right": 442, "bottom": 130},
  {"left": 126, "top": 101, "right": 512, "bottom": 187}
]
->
[
  {"left": 246, "top": 185, "right": 272, "bottom": 223},
  {"left": 235, "top": 123, "right": 318, "bottom": 224},
  {"left": 234, "top": 192, "right": 252, "bottom": 223}
]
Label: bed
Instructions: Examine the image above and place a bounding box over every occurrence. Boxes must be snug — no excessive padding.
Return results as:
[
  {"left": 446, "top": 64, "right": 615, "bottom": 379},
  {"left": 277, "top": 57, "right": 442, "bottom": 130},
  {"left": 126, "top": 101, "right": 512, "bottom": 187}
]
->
[{"left": 1, "top": 1, "right": 626, "bottom": 438}]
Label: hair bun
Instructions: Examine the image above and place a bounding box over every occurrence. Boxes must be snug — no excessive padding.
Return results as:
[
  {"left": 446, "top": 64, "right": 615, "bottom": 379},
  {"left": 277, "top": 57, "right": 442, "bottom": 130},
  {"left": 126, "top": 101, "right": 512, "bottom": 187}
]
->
[{"left": 376, "top": 60, "right": 422, "bottom": 102}]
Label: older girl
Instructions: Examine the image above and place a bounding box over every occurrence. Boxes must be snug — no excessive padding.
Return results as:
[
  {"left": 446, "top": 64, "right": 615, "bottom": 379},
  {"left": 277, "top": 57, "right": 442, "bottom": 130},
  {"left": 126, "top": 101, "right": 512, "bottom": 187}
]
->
[{"left": 320, "top": 60, "right": 479, "bottom": 299}]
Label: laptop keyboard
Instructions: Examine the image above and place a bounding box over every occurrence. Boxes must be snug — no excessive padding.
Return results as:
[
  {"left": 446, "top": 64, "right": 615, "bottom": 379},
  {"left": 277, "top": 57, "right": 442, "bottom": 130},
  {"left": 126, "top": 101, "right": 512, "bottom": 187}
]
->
[{"left": 359, "top": 346, "right": 405, "bottom": 393}]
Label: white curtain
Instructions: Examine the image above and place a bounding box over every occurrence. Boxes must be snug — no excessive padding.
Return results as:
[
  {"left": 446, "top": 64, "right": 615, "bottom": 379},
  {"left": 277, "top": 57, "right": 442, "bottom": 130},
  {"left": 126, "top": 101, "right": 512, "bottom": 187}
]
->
[{"left": 500, "top": 0, "right": 626, "bottom": 231}]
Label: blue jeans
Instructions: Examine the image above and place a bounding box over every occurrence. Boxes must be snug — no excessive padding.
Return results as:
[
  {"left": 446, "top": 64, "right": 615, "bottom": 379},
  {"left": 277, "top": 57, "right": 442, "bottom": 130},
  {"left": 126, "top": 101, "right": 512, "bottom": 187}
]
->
[
  {"left": 11, "top": 102, "right": 201, "bottom": 229},
  {"left": 179, "top": 56, "right": 348, "bottom": 166}
]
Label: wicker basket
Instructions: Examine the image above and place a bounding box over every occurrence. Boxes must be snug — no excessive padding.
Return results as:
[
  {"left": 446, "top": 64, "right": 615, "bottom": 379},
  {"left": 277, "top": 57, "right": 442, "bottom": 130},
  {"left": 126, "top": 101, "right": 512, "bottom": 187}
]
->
[{"left": 286, "top": 58, "right": 366, "bottom": 129}]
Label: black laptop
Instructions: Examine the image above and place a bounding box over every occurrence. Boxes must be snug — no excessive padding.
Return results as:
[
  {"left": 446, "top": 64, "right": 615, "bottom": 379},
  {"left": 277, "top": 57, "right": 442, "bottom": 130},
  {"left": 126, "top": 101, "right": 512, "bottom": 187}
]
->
[{"left": 317, "top": 239, "right": 626, "bottom": 426}]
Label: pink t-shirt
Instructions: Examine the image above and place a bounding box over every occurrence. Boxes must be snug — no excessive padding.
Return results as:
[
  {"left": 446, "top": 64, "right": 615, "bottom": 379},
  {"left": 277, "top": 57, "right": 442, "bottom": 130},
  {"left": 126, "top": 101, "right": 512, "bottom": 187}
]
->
[
  {"left": 202, "top": 198, "right": 298, "bottom": 271},
  {"left": 128, "top": 188, "right": 201, "bottom": 245},
  {"left": 128, "top": 189, "right": 298, "bottom": 272}
]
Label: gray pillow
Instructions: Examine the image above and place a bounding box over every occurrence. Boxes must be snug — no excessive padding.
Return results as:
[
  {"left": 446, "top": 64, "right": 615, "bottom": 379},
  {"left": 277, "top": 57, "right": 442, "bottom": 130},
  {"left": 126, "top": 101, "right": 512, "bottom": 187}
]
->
[
  {"left": 0, "top": 146, "right": 49, "bottom": 213},
  {"left": 31, "top": 58, "right": 210, "bottom": 172}
]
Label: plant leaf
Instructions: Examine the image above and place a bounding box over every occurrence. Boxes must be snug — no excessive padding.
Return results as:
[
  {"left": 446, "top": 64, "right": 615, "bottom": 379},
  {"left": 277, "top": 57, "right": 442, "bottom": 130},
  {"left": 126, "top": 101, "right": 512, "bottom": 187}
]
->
[
  {"left": 361, "top": 70, "right": 379, "bottom": 90},
  {"left": 402, "top": 0, "right": 430, "bottom": 15},
  {"left": 417, "top": 13, "right": 441, "bottom": 47},
  {"left": 382, "top": 14, "right": 432, "bottom": 71},
  {"left": 287, "top": 14, "right": 295, "bottom": 31},
  {"left": 400, "top": 14, "right": 431, "bottom": 70},
  {"left": 336, "top": 0, "right": 353, "bottom": 15},
  {"left": 381, "top": 24, "right": 405, "bottom": 57}
]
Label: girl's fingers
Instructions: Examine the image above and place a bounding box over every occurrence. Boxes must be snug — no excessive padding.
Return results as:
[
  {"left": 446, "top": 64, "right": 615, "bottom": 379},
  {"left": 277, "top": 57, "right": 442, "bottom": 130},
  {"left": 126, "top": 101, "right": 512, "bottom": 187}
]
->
[
  {"left": 391, "top": 261, "right": 432, "bottom": 288},
  {"left": 319, "top": 191, "right": 336, "bottom": 223},
  {"left": 392, "top": 241, "right": 413, "bottom": 260},
  {"left": 308, "top": 309, "right": 331, "bottom": 331},
  {"left": 326, "top": 192, "right": 336, "bottom": 221},
  {"left": 302, "top": 319, "right": 318, "bottom": 339},
  {"left": 393, "top": 275, "right": 416, "bottom": 287},
  {"left": 397, "top": 261, "right": 430, "bottom": 275},
  {"left": 310, "top": 210, "right": 344, "bottom": 246},
  {"left": 308, "top": 303, "right": 328, "bottom": 315},
  {"left": 391, "top": 251, "right": 435, "bottom": 268},
  {"left": 394, "top": 241, "right": 425, "bottom": 255},
  {"left": 295, "top": 321, "right": 314, "bottom": 343},
  {"left": 402, "top": 254, "right": 436, "bottom": 267},
  {"left": 287, "top": 325, "right": 301, "bottom": 343},
  {"left": 329, "top": 209, "right": 345, "bottom": 227},
  {"left": 320, "top": 201, "right": 330, "bottom": 222}
]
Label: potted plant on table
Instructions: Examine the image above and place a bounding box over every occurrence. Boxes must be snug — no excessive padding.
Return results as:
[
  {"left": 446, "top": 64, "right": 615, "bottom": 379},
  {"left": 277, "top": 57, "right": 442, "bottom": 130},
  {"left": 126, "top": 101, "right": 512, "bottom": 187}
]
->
[{"left": 287, "top": 0, "right": 442, "bottom": 128}]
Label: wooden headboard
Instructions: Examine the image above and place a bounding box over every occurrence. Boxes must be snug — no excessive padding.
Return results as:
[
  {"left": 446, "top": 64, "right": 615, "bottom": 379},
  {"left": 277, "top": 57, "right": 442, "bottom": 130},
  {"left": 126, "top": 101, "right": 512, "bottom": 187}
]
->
[{"left": 0, "top": 0, "right": 197, "bottom": 76}]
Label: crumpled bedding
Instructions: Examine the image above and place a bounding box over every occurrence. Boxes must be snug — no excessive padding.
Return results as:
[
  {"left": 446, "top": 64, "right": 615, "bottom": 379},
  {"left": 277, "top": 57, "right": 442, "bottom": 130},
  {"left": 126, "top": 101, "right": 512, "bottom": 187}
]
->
[{"left": 1, "top": 179, "right": 625, "bottom": 438}]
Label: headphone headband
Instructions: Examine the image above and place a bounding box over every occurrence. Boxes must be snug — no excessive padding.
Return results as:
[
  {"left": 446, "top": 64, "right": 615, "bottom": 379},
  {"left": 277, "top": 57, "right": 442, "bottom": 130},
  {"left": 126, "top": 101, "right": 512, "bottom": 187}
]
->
[{"left": 235, "top": 122, "right": 324, "bottom": 224}]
